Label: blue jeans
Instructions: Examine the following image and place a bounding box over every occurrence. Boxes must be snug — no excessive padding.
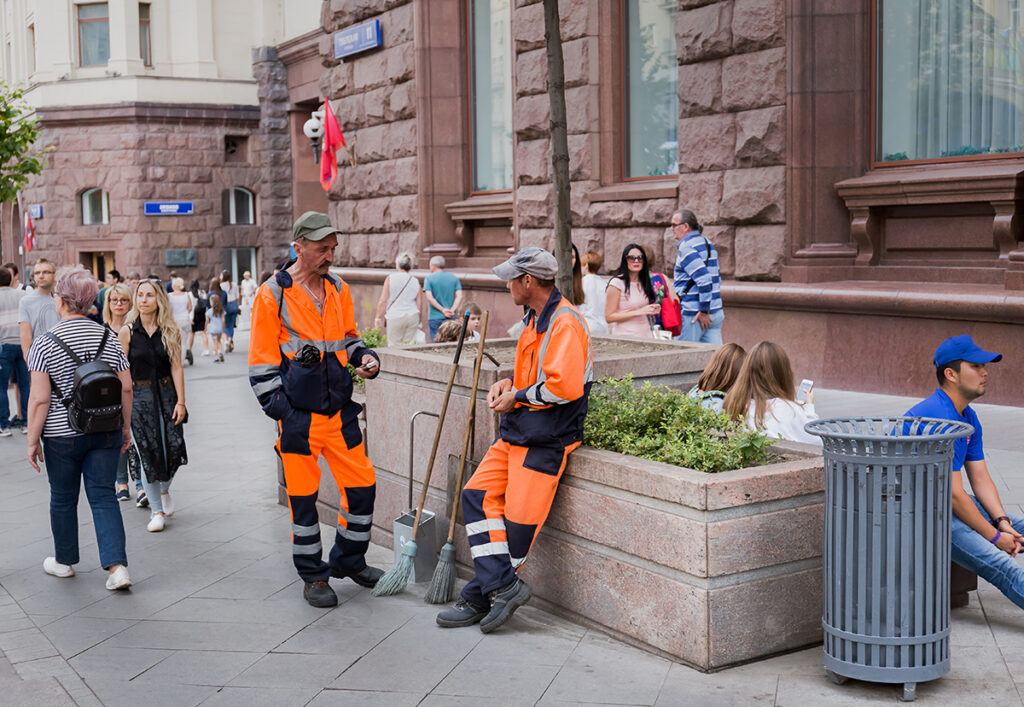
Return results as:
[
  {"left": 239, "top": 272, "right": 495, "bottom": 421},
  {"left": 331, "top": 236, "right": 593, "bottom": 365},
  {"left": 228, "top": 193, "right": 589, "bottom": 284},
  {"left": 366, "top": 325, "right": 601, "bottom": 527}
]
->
[
  {"left": 42, "top": 431, "right": 127, "bottom": 569},
  {"left": 0, "top": 343, "right": 29, "bottom": 429},
  {"left": 677, "top": 309, "right": 724, "bottom": 344},
  {"left": 952, "top": 495, "right": 1024, "bottom": 609},
  {"left": 428, "top": 318, "right": 447, "bottom": 342},
  {"left": 114, "top": 451, "right": 142, "bottom": 492},
  {"left": 224, "top": 301, "right": 239, "bottom": 339}
]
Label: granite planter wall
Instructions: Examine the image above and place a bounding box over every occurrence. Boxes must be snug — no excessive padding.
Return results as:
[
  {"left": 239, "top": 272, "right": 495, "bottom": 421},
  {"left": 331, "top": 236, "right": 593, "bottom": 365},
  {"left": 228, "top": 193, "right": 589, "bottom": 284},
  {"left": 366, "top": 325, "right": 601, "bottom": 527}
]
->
[{"left": 279, "top": 337, "right": 825, "bottom": 670}]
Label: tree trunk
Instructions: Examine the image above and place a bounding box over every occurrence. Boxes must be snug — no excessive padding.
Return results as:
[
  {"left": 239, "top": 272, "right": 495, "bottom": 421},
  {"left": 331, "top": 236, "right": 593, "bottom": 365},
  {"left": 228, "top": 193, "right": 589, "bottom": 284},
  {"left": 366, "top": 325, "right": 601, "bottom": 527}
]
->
[{"left": 542, "top": 0, "right": 574, "bottom": 301}]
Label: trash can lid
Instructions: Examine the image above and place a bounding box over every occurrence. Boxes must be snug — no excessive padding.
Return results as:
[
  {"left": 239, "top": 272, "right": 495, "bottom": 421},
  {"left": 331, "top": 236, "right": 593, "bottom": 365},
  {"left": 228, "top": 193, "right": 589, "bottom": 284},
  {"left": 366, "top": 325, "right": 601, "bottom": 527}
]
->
[{"left": 804, "top": 416, "right": 974, "bottom": 442}]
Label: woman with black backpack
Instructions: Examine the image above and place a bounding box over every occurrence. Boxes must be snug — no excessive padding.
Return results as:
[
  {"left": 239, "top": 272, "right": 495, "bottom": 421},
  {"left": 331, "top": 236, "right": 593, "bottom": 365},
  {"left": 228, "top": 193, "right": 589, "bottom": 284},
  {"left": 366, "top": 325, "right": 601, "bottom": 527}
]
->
[
  {"left": 25, "top": 267, "right": 133, "bottom": 591},
  {"left": 186, "top": 279, "right": 208, "bottom": 361},
  {"left": 119, "top": 280, "right": 188, "bottom": 533}
]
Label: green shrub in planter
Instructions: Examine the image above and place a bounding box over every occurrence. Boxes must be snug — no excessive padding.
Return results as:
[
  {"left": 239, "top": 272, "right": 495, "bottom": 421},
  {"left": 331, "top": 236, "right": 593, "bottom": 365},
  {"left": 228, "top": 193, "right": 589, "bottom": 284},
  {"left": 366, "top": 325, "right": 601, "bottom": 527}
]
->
[{"left": 583, "top": 376, "right": 774, "bottom": 473}]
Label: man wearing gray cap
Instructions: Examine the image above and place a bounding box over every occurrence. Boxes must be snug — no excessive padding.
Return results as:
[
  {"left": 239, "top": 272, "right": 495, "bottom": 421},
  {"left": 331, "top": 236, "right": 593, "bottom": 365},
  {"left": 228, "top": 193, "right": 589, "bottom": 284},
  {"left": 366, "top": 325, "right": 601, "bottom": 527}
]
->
[
  {"left": 436, "top": 247, "right": 593, "bottom": 633},
  {"left": 248, "top": 212, "right": 384, "bottom": 608}
]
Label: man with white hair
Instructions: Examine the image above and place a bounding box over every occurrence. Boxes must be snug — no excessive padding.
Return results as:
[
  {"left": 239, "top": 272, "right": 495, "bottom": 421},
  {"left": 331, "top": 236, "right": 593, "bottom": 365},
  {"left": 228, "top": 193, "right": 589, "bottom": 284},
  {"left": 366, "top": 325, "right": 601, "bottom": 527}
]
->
[{"left": 423, "top": 255, "right": 463, "bottom": 341}]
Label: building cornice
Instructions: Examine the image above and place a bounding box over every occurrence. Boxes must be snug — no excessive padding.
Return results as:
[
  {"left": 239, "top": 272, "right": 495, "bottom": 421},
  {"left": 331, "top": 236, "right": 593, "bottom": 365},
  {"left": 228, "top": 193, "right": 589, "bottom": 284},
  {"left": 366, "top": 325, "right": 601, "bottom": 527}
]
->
[
  {"left": 277, "top": 29, "right": 325, "bottom": 66},
  {"left": 35, "top": 102, "right": 261, "bottom": 127}
]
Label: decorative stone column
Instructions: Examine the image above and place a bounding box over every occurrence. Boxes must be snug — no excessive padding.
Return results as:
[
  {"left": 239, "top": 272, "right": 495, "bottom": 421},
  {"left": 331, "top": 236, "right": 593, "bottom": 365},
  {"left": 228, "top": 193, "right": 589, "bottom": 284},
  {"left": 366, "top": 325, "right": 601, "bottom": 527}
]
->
[{"left": 252, "top": 46, "right": 294, "bottom": 270}]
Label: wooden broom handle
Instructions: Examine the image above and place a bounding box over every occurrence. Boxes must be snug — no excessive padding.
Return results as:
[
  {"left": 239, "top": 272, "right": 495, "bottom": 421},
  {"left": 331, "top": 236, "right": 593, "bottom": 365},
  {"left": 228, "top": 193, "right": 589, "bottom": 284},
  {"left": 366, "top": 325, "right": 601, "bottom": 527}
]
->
[
  {"left": 447, "top": 311, "right": 489, "bottom": 539},
  {"left": 410, "top": 311, "right": 471, "bottom": 541}
]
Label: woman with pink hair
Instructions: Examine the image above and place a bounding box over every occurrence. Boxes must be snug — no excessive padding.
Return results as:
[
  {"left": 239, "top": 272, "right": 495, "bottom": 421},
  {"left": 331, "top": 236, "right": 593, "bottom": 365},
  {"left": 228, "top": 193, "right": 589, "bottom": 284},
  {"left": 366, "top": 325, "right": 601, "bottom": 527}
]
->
[{"left": 25, "top": 267, "right": 133, "bottom": 590}]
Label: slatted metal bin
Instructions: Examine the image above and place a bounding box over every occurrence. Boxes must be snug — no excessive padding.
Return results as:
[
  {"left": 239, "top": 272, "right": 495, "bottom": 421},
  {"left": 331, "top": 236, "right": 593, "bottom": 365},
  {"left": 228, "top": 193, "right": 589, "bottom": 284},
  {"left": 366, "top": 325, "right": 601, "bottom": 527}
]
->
[{"left": 805, "top": 417, "right": 974, "bottom": 702}]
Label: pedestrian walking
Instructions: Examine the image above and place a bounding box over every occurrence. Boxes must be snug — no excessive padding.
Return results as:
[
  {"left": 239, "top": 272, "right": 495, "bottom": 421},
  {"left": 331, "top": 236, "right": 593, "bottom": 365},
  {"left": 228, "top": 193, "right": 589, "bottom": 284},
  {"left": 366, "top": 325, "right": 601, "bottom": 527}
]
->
[
  {"left": 373, "top": 252, "right": 422, "bottom": 346},
  {"left": 206, "top": 294, "right": 225, "bottom": 362},
  {"left": 578, "top": 251, "right": 608, "bottom": 335},
  {"left": 219, "top": 271, "right": 240, "bottom": 352},
  {"left": 248, "top": 211, "right": 384, "bottom": 607},
  {"left": 168, "top": 277, "right": 193, "bottom": 365},
  {"left": 19, "top": 259, "right": 59, "bottom": 357},
  {"left": 103, "top": 283, "right": 144, "bottom": 505},
  {"left": 687, "top": 343, "right": 746, "bottom": 412},
  {"left": 240, "top": 270, "right": 257, "bottom": 321},
  {"left": 25, "top": 267, "right": 133, "bottom": 590},
  {"left": 423, "top": 255, "right": 463, "bottom": 341},
  {"left": 723, "top": 341, "right": 820, "bottom": 446},
  {"left": 435, "top": 247, "right": 592, "bottom": 633},
  {"left": 0, "top": 267, "right": 28, "bottom": 436},
  {"left": 672, "top": 209, "right": 723, "bottom": 344},
  {"left": 604, "top": 244, "right": 660, "bottom": 339},
  {"left": 118, "top": 280, "right": 189, "bottom": 533},
  {"left": 643, "top": 245, "right": 681, "bottom": 337},
  {"left": 187, "top": 279, "right": 209, "bottom": 359}
]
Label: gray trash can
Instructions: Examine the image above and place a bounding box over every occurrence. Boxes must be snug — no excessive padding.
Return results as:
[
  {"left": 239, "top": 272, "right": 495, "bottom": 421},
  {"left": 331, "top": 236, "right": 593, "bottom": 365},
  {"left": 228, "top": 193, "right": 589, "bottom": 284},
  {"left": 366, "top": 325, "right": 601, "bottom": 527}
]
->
[{"left": 805, "top": 416, "right": 974, "bottom": 702}]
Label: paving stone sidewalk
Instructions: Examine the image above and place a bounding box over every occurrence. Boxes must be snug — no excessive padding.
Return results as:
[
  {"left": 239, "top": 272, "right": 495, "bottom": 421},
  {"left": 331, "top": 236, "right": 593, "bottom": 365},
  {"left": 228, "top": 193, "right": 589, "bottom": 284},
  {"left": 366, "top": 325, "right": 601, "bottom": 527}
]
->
[{"left": 1, "top": 331, "right": 1023, "bottom": 706}]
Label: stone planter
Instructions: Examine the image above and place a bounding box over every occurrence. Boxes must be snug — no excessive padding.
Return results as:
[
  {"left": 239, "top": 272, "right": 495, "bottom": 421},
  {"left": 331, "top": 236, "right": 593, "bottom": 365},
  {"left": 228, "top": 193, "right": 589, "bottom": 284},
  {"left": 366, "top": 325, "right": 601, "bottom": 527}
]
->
[{"left": 277, "top": 336, "right": 825, "bottom": 670}]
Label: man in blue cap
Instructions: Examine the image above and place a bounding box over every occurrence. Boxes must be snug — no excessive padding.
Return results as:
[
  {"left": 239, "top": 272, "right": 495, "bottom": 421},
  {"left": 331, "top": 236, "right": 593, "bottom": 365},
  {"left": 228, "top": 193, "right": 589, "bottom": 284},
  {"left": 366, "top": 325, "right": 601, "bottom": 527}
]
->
[{"left": 905, "top": 335, "right": 1024, "bottom": 608}]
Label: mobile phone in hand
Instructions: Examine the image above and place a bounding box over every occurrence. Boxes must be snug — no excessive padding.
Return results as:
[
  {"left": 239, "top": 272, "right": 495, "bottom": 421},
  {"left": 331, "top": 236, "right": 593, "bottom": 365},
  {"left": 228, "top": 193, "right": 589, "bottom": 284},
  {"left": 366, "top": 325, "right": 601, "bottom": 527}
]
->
[
  {"left": 796, "top": 379, "right": 813, "bottom": 404},
  {"left": 359, "top": 358, "right": 379, "bottom": 372}
]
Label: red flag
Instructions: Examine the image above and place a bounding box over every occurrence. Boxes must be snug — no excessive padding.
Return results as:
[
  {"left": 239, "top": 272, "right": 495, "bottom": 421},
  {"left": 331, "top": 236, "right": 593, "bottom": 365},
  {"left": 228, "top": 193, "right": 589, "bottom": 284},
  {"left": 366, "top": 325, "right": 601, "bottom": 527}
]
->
[
  {"left": 23, "top": 212, "right": 34, "bottom": 253},
  {"left": 320, "top": 99, "right": 345, "bottom": 191}
]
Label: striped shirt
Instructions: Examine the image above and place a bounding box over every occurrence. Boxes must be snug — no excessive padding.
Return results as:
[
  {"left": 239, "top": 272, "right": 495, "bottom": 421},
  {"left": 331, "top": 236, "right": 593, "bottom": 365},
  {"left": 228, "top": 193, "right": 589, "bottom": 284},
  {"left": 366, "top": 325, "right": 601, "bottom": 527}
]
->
[
  {"left": 26, "top": 317, "right": 129, "bottom": 438},
  {"left": 673, "top": 231, "right": 722, "bottom": 314}
]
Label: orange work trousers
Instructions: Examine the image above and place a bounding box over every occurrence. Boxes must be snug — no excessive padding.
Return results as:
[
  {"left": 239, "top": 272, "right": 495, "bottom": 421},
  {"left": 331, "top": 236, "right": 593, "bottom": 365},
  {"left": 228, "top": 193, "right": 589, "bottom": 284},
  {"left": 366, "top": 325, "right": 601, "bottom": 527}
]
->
[{"left": 278, "top": 408, "right": 375, "bottom": 582}]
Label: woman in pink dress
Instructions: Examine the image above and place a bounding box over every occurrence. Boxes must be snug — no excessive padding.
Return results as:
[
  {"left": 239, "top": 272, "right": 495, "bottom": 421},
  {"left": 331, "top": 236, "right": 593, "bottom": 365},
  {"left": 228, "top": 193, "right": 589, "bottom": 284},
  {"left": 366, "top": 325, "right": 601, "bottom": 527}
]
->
[{"left": 604, "top": 243, "right": 660, "bottom": 339}]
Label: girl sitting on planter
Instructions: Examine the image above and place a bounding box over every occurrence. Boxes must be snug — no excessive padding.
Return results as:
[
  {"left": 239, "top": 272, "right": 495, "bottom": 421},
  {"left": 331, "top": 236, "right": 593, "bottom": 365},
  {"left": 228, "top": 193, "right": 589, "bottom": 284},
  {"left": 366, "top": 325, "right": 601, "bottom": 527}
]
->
[
  {"left": 687, "top": 343, "right": 746, "bottom": 412},
  {"left": 723, "top": 341, "right": 821, "bottom": 446}
]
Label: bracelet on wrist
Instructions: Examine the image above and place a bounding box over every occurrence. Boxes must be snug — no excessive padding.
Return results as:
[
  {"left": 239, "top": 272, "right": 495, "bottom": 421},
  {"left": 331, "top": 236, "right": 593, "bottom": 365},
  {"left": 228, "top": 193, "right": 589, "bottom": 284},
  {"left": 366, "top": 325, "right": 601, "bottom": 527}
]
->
[
  {"left": 995, "top": 515, "right": 1011, "bottom": 528},
  {"left": 991, "top": 530, "right": 1002, "bottom": 545}
]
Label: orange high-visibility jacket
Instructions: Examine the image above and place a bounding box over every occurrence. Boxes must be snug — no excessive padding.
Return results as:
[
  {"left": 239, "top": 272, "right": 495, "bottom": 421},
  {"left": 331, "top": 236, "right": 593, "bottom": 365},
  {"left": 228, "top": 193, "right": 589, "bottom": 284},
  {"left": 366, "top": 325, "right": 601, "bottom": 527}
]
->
[
  {"left": 499, "top": 288, "right": 593, "bottom": 449},
  {"left": 248, "top": 270, "right": 378, "bottom": 423}
]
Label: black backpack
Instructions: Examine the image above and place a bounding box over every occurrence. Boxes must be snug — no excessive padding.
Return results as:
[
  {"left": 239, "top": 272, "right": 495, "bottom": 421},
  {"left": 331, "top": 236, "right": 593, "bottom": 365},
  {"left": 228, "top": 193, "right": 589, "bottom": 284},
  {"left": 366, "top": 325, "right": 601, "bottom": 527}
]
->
[{"left": 46, "top": 327, "right": 123, "bottom": 434}]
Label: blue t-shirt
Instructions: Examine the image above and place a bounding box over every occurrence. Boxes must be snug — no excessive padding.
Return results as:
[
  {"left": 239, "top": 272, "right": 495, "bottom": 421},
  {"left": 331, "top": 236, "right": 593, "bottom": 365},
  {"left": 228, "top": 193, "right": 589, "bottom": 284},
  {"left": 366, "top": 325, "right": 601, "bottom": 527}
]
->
[
  {"left": 423, "top": 271, "right": 462, "bottom": 321},
  {"left": 905, "top": 389, "right": 983, "bottom": 471}
]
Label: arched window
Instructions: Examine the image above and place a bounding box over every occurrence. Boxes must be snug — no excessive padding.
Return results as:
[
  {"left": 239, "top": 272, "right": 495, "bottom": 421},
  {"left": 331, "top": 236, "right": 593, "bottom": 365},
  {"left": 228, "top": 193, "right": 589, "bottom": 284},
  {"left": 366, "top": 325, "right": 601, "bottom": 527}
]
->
[
  {"left": 222, "top": 186, "right": 255, "bottom": 225},
  {"left": 81, "top": 187, "right": 109, "bottom": 225}
]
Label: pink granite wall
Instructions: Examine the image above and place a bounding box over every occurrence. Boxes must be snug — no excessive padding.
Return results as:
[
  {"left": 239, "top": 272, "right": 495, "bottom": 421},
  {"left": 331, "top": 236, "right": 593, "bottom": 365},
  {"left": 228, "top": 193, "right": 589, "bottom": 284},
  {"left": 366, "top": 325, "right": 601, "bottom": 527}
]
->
[
  {"left": 319, "top": 1, "right": 418, "bottom": 269},
  {"left": 21, "top": 108, "right": 262, "bottom": 280}
]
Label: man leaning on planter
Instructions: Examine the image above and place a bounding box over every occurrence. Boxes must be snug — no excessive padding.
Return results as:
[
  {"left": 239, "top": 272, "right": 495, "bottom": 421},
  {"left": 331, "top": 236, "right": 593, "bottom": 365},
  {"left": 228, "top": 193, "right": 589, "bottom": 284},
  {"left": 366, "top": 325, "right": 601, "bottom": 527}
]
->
[
  {"left": 905, "top": 335, "right": 1024, "bottom": 609},
  {"left": 436, "top": 247, "right": 593, "bottom": 633}
]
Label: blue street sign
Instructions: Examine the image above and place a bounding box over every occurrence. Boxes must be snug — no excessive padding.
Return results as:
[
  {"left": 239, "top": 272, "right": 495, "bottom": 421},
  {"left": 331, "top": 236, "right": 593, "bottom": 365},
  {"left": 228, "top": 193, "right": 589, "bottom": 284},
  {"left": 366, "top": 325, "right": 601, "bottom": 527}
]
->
[
  {"left": 144, "top": 201, "right": 194, "bottom": 216},
  {"left": 28, "top": 204, "right": 42, "bottom": 219},
  {"left": 334, "top": 19, "right": 382, "bottom": 60}
]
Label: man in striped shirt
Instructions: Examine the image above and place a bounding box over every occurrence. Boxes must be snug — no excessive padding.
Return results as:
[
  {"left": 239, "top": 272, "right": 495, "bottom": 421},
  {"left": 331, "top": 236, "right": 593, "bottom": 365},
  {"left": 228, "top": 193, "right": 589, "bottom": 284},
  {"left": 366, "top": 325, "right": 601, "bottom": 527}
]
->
[{"left": 672, "top": 210, "right": 724, "bottom": 344}]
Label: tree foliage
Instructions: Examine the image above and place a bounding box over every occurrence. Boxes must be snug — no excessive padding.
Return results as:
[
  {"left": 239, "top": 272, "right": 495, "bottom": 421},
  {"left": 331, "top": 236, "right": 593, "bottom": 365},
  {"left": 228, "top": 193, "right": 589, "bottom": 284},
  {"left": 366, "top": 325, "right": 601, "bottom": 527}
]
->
[{"left": 0, "top": 82, "right": 43, "bottom": 204}]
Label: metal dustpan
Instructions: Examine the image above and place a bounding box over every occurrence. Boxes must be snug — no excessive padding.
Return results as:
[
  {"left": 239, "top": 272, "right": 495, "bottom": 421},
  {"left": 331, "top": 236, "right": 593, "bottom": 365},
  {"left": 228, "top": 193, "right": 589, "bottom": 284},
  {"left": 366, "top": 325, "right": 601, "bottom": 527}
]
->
[{"left": 394, "top": 410, "right": 440, "bottom": 583}]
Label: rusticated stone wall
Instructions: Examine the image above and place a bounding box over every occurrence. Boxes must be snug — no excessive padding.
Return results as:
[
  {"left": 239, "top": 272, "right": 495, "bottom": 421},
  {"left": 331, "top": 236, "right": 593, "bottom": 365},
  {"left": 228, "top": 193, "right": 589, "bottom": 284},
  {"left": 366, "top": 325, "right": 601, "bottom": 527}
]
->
[
  {"left": 318, "top": 0, "right": 418, "bottom": 269},
  {"left": 675, "top": 0, "right": 787, "bottom": 281},
  {"left": 20, "top": 104, "right": 262, "bottom": 280},
  {"left": 313, "top": 0, "right": 785, "bottom": 280}
]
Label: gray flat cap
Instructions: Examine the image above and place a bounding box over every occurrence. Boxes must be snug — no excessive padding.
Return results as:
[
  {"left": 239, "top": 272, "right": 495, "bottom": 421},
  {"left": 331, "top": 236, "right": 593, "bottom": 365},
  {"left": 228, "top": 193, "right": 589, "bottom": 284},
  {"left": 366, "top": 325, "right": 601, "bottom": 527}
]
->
[{"left": 493, "top": 247, "right": 558, "bottom": 281}]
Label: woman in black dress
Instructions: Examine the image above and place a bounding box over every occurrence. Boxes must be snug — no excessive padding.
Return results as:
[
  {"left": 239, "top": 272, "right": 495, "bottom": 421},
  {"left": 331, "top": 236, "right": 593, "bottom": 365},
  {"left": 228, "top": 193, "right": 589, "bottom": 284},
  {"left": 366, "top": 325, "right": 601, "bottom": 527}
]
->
[{"left": 118, "top": 280, "right": 188, "bottom": 533}]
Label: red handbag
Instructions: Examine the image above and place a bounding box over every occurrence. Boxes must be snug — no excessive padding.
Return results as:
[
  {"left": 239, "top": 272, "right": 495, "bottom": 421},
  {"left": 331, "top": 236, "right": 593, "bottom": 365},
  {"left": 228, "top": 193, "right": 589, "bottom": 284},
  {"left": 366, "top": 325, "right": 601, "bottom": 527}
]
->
[{"left": 653, "top": 273, "right": 683, "bottom": 336}]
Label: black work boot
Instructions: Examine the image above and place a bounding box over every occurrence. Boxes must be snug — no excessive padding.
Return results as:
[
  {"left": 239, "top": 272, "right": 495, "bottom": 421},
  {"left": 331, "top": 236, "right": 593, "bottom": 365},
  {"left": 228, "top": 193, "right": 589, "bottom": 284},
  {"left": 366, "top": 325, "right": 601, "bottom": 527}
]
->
[
  {"left": 303, "top": 580, "right": 338, "bottom": 608},
  {"left": 479, "top": 578, "right": 532, "bottom": 634},
  {"left": 436, "top": 598, "right": 489, "bottom": 628},
  {"left": 331, "top": 565, "right": 384, "bottom": 588}
]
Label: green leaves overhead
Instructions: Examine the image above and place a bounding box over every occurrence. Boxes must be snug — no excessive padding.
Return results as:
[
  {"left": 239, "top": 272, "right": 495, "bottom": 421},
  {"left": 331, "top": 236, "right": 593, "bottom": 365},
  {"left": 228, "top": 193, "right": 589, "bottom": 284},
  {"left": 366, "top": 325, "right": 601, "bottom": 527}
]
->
[{"left": 0, "top": 82, "right": 43, "bottom": 204}]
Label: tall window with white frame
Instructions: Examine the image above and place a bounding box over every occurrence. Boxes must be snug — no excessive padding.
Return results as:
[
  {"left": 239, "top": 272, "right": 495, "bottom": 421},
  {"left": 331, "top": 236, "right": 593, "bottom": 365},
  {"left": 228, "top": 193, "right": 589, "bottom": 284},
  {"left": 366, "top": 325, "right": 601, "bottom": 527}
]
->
[
  {"left": 26, "top": 25, "right": 35, "bottom": 75},
  {"left": 223, "top": 187, "right": 255, "bottom": 225},
  {"left": 78, "top": 3, "right": 110, "bottom": 67},
  {"left": 469, "top": 0, "right": 512, "bottom": 192},
  {"left": 139, "top": 3, "right": 152, "bottom": 67},
  {"left": 624, "top": 0, "right": 678, "bottom": 178},
  {"left": 877, "top": 0, "right": 1024, "bottom": 163},
  {"left": 81, "top": 187, "right": 110, "bottom": 225}
]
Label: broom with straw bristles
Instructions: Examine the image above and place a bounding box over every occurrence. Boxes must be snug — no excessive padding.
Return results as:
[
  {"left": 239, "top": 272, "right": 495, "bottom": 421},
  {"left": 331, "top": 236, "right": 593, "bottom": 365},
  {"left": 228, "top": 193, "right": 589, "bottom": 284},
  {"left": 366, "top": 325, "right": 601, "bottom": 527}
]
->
[
  {"left": 425, "top": 311, "right": 489, "bottom": 604},
  {"left": 372, "top": 311, "right": 471, "bottom": 597}
]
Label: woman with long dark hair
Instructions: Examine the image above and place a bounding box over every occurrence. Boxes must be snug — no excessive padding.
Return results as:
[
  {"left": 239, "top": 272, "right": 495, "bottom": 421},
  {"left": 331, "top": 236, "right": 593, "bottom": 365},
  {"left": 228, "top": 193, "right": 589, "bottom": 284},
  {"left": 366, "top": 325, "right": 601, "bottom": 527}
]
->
[
  {"left": 569, "top": 244, "right": 585, "bottom": 307},
  {"left": 119, "top": 280, "right": 188, "bottom": 532},
  {"left": 604, "top": 243, "right": 660, "bottom": 339}
]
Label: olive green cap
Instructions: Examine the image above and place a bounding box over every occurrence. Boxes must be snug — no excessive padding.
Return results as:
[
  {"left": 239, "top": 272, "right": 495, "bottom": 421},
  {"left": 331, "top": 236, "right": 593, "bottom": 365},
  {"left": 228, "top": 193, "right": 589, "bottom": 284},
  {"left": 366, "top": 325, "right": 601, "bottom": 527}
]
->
[{"left": 292, "top": 211, "right": 340, "bottom": 242}]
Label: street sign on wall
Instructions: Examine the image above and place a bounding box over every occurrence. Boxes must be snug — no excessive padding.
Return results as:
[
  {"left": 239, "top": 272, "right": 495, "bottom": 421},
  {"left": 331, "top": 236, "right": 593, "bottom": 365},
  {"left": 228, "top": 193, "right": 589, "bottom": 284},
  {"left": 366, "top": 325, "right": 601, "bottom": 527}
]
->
[
  {"left": 334, "top": 19, "right": 382, "bottom": 60},
  {"left": 28, "top": 204, "right": 42, "bottom": 219},
  {"left": 144, "top": 202, "right": 194, "bottom": 216}
]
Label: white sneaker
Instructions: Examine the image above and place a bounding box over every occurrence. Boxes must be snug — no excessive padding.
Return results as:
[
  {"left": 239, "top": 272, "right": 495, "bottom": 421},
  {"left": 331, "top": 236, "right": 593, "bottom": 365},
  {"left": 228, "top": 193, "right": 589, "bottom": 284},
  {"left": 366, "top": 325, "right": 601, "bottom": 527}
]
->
[
  {"left": 105, "top": 566, "right": 132, "bottom": 591},
  {"left": 160, "top": 493, "right": 174, "bottom": 517},
  {"left": 147, "top": 513, "right": 166, "bottom": 532},
  {"left": 201, "top": 349, "right": 210, "bottom": 356},
  {"left": 0, "top": 428, "right": 11, "bottom": 437},
  {"left": 43, "top": 557, "right": 74, "bottom": 578}
]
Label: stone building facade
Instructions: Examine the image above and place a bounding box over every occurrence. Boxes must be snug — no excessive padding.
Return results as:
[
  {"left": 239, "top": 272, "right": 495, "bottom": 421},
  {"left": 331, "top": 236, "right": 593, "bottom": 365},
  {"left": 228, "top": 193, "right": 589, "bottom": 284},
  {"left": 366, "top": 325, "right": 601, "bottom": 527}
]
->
[{"left": 256, "top": 0, "right": 1024, "bottom": 403}]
